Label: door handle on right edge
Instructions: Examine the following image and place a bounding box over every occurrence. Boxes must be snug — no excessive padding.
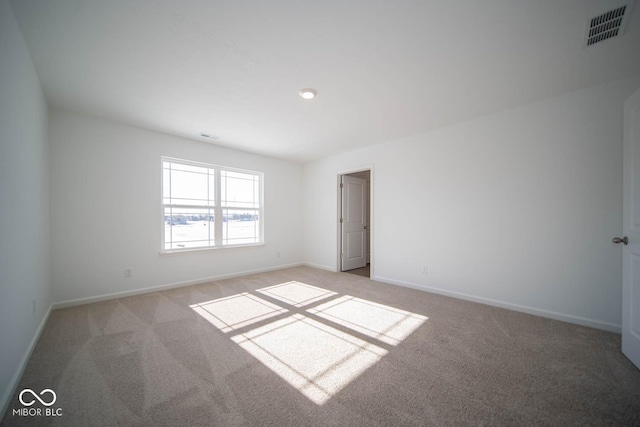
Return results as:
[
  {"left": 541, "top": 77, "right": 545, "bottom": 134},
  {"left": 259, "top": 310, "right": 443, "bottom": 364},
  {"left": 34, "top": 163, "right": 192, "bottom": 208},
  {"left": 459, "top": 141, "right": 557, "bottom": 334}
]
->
[{"left": 613, "top": 236, "right": 629, "bottom": 245}]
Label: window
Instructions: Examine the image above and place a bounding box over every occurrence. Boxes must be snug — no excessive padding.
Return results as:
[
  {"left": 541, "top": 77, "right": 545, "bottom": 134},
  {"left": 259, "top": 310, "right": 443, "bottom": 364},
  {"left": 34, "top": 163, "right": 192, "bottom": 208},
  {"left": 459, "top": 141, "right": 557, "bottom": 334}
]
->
[{"left": 162, "top": 157, "right": 263, "bottom": 252}]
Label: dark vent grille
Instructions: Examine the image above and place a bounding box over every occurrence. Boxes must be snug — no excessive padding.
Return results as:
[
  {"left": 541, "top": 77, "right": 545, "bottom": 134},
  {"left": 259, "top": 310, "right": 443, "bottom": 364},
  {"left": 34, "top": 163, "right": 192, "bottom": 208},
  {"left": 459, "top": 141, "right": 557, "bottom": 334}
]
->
[{"left": 585, "top": 3, "right": 633, "bottom": 47}]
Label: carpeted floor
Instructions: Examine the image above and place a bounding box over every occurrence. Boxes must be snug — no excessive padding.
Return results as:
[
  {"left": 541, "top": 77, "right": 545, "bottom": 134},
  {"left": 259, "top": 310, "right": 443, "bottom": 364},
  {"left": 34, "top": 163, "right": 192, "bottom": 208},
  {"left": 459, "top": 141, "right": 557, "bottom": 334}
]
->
[
  {"left": 3, "top": 266, "right": 640, "bottom": 426},
  {"left": 344, "top": 264, "right": 370, "bottom": 278}
]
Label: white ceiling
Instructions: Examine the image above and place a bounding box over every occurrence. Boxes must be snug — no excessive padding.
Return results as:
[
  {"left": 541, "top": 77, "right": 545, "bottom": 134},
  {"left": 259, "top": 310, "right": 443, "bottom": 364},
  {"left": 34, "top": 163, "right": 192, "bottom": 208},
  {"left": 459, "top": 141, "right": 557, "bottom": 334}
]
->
[{"left": 10, "top": 0, "right": 640, "bottom": 162}]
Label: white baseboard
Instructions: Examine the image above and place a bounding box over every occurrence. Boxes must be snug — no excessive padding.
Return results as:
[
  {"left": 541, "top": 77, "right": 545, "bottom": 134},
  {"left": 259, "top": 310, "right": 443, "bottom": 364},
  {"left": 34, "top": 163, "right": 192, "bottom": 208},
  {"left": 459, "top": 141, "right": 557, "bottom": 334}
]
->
[
  {"left": 372, "top": 275, "right": 621, "bottom": 333},
  {"left": 302, "top": 262, "right": 337, "bottom": 272},
  {"left": 53, "top": 263, "right": 303, "bottom": 310},
  {"left": 0, "top": 304, "right": 53, "bottom": 420}
]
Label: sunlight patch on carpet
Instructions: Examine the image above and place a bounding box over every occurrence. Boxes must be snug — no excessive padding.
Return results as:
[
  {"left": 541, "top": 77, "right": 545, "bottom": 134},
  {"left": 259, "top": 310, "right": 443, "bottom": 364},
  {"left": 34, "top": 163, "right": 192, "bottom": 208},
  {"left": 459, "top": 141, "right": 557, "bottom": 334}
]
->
[
  {"left": 256, "top": 281, "right": 337, "bottom": 307},
  {"left": 190, "top": 292, "right": 288, "bottom": 333},
  {"left": 308, "top": 296, "right": 428, "bottom": 346},
  {"left": 232, "top": 313, "right": 387, "bottom": 404},
  {"left": 191, "top": 281, "right": 428, "bottom": 405}
]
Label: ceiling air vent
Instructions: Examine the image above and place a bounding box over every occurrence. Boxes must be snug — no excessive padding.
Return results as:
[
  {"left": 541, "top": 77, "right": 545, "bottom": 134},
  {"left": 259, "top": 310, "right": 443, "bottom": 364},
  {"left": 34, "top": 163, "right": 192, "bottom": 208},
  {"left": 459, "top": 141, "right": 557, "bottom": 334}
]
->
[{"left": 584, "top": 1, "right": 635, "bottom": 47}]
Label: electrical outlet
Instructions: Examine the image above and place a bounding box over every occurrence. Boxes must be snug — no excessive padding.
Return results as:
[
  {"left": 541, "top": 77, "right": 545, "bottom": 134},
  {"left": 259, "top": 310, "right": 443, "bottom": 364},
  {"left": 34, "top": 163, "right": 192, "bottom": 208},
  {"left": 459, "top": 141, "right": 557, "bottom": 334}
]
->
[
  {"left": 124, "top": 269, "right": 132, "bottom": 278},
  {"left": 421, "top": 265, "right": 428, "bottom": 274}
]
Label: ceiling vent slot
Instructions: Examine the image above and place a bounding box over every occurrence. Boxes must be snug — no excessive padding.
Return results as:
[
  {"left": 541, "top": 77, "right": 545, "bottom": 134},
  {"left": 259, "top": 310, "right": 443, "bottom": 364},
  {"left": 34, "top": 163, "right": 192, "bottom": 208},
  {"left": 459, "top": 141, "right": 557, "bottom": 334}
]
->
[{"left": 584, "top": 1, "right": 635, "bottom": 47}]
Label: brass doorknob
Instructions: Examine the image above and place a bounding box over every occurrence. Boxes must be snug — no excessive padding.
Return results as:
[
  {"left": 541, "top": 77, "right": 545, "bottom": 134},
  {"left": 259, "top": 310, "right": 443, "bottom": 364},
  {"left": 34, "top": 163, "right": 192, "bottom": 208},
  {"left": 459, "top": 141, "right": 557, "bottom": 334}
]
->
[{"left": 612, "top": 236, "right": 629, "bottom": 245}]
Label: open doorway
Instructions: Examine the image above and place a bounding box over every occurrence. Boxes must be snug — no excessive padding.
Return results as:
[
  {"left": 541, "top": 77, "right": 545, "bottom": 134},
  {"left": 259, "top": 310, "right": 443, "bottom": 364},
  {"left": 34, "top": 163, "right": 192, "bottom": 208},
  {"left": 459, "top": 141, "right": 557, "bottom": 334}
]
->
[{"left": 338, "top": 169, "right": 371, "bottom": 278}]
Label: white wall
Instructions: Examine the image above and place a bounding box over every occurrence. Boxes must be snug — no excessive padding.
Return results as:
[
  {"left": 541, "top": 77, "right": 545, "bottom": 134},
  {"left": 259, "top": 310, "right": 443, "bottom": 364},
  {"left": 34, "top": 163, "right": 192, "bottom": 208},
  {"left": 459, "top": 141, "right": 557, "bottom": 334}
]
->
[
  {"left": 50, "top": 110, "right": 303, "bottom": 303},
  {"left": 0, "top": 0, "right": 51, "bottom": 414},
  {"left": 303, "top": 75, "right": 640, "bottom": 332}
]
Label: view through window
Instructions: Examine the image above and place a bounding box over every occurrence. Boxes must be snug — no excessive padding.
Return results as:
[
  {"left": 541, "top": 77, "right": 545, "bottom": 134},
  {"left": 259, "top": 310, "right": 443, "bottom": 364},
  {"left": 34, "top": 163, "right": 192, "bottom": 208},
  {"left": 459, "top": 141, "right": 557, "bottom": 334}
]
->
[{"left": 162, "top": 157, "right": 263, "bottom": 251}]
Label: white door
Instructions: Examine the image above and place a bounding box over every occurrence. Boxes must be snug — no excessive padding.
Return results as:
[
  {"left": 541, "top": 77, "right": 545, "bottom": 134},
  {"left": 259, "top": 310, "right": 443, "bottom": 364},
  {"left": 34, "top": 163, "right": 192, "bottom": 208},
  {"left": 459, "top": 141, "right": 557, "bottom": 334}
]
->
[
  {"left": 341, "top": 175, "right": 367, "bottom": 271},
  {"left": 622, "top": 87, "right": 640, "bottom": 369}
]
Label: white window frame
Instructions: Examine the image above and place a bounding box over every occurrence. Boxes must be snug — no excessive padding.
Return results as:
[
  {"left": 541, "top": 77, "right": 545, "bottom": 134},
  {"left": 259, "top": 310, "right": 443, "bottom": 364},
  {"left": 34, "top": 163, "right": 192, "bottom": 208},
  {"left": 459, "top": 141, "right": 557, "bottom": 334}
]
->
[{"left": 161, "top": 156, "right": 264, "bottom": 253}]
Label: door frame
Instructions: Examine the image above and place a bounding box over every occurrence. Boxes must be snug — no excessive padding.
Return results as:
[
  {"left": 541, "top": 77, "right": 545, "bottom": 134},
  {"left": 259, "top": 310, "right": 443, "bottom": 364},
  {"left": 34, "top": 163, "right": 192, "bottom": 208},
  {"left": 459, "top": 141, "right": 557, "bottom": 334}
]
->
[{"left": 337, "top": 165, "right": 374, "bottom": 274}]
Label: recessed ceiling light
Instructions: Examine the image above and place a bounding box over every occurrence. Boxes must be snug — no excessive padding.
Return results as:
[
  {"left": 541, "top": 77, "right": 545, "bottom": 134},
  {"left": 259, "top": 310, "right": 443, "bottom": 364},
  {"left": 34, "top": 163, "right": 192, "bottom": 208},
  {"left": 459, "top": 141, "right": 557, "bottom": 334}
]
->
[{"left": 299, "top": 88, "right": 317, "bottom": 100}]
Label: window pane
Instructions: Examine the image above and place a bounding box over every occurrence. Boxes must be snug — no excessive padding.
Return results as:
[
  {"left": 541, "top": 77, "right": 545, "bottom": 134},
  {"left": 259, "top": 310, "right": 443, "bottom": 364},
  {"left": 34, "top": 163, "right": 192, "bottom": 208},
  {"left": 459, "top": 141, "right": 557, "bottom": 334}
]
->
[
  {"left": 164, "top": 162, "right": 214, "bottom": 207},
  {"left": 209, "top": 173, "right": 216, "bottom": 204},
  {"left": 164, "top": 207, "right": 214, "bottom": 250},
  {"left": 170, "top": 169, "right": 209, "bottom": 206},
  {"left": 163, "top": 169, "right": 171, "bottom": 204},
  {"left": 222, "top": 209, "right": 260, "bottom": 245},
  {"left": 221, "top": 170, "right": 259, "bottom": 208},
  {"left": 168, "top": 162, "right": 207, "bottom": 174}
]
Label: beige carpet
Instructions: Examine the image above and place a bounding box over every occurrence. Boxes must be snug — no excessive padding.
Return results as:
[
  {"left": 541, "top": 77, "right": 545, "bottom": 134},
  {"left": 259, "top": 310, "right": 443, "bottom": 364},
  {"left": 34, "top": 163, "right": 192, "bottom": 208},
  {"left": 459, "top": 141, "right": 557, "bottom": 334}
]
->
[
  {"left": 344, "top": 264, "right": 370, "bottom": 278},
  {"left": 3, "top": 266, "right": 640, "bottom": 426}
]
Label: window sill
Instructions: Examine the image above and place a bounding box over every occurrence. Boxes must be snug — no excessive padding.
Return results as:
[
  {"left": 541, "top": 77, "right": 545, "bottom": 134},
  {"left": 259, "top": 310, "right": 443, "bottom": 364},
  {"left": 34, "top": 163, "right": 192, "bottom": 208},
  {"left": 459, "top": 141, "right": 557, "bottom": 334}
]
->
[{"left": 159, "top": 242, "right": 265, "bottom": 257}]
